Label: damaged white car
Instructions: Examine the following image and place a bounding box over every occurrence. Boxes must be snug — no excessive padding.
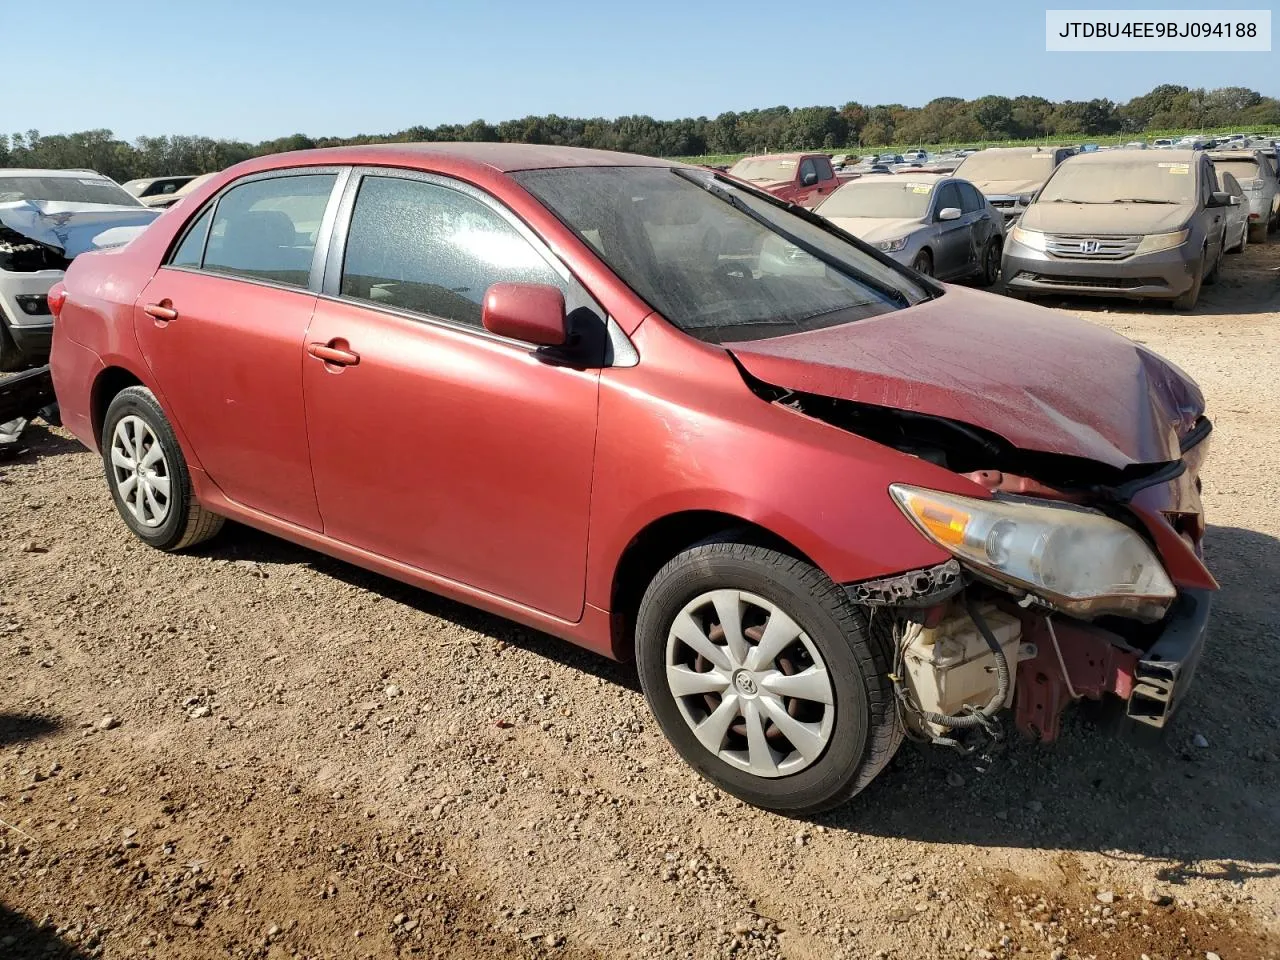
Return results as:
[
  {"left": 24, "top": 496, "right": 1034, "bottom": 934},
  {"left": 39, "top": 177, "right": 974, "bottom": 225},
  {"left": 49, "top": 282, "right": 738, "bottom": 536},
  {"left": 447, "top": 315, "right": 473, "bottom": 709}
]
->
[{"left": 0, "top": 169, "right": 159, "bottom": 371}]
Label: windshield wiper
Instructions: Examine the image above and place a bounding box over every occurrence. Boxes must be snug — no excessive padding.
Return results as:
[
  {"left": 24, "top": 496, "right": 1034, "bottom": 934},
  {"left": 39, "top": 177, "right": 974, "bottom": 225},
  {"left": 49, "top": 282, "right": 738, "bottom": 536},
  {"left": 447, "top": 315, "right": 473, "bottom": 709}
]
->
[
  {"left": 671, "top": 168, "right": 915, "bottom": 309},
  {"left": 1047, "top": 198, "right": 1089, "bottom": 204},
  {"left": 1112, "top": 198, "right": 1176, "bottom": 204}
]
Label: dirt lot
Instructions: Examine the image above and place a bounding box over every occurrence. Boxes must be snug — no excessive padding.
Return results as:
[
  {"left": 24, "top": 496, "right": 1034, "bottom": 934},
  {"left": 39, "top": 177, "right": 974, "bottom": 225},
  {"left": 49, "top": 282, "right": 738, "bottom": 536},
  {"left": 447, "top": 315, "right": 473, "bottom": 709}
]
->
[{"left": 2, "top": 243, "right": 1279, "bottom": 960}]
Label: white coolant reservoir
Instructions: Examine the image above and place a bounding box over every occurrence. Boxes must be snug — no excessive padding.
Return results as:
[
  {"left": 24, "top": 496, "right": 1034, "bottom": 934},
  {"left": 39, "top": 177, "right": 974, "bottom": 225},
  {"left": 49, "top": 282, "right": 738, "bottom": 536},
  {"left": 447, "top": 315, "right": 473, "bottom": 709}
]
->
[{"left": 902, "top": 605, "right": 1031, "bottom": 736}]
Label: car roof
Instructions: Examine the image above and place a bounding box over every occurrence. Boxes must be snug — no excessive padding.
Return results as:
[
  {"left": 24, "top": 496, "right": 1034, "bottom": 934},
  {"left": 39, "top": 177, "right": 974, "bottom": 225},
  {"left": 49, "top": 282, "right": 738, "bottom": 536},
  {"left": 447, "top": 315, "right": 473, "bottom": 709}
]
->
[
  {"left": 846, "top": 172, "right": 945, "bottom": 185},
  {"left": 1065, "top": 148, "right": 1202, "bottom": 164},
  {"left": 245, "top": 143, "right": 676, "bottom": 176},
  {"left": 732, "top": 152, "right": 819, "bottom": 163},
  {"left": 0, "top": 167, "right": 107, "bottom": 178},
  {"left": 974, "top": 146, "right": 1067, "bottom": 154}
]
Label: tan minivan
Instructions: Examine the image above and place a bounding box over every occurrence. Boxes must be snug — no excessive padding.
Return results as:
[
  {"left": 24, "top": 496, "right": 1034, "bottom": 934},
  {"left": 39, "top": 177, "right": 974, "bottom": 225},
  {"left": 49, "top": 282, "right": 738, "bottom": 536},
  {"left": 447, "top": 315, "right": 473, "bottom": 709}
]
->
[{"left": 1000, "top": 149, "right": 1237, "bottom": 310}]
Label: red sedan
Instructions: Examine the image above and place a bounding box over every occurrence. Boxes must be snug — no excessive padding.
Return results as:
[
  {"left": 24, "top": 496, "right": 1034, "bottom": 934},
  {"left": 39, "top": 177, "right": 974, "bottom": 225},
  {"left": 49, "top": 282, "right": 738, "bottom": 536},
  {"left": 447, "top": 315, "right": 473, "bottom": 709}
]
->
[{"left": 49, "top": 144, "right": 1215, "bottom": 813}]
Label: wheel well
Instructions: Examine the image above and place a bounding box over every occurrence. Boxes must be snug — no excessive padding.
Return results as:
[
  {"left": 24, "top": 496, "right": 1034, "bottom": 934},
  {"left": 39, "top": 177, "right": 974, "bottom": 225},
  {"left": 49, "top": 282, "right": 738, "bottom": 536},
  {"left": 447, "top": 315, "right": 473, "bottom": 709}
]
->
[
  {"left": 608, "top": 511, "right": 813, "bottom": 660},
  {"left": 91, "top": 367, "right": 143, "bottom": 444}
]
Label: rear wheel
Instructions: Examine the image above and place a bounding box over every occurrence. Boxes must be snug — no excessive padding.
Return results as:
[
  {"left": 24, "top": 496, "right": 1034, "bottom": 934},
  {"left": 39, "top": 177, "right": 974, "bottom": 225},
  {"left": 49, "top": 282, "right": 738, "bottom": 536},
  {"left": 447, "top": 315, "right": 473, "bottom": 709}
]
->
[
  {"left": 1248, "top": 220, "right": 1268, "bottom": 244},
  {"left": 635, "top": 541, "right": 900, "bottom": 814},
  {"left": 101, "top": 386, "right": 224, "bottom": 551},
  {"left": 910, "top": 249, "right": 933, "bottom": 277},
  {"left": 1232, "top": 222, "right": 1248, "bottom": 254}
]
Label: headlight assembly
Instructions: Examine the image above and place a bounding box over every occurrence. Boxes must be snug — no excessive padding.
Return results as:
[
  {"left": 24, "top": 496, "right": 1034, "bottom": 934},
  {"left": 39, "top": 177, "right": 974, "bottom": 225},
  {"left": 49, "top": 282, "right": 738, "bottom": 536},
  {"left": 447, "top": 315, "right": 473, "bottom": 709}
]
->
[
  {"left": 878, "top": 236, "right": 910, "bottom": 253},
  {"left": 1010, "top": 224, "right": 1048, "bottom": 252},
  {"left": 889, "top": 484, "right": 1176, "bottom": 620},
  {"left": 1135, "top": 229, "right": 1189, "bottom": 255}
]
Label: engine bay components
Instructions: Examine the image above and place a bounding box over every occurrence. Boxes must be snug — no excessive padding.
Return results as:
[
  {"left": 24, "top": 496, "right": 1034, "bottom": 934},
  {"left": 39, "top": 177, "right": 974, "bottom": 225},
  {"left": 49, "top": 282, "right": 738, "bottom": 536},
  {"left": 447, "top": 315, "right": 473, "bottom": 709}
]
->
[{"left": 898, "top": 602, "right": 1035, "bottom": 738}]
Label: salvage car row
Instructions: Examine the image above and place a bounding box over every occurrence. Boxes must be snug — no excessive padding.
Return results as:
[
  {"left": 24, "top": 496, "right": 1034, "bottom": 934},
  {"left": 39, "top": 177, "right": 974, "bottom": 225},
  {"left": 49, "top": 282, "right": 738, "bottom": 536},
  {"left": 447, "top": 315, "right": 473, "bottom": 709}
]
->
[
  {"left": 726, "top": 140, "right": 1278, "bottom": 309},
  {"left": 0, "top": 141, "right": 1215, "bottom": 815}
]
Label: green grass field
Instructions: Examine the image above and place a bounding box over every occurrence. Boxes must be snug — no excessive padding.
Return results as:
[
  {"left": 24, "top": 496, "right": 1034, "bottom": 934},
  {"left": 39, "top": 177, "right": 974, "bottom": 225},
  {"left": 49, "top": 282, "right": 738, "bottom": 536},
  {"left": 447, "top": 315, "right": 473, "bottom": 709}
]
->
[{"left": 670, "top": 125, "right": 1280, "bottom": 167}]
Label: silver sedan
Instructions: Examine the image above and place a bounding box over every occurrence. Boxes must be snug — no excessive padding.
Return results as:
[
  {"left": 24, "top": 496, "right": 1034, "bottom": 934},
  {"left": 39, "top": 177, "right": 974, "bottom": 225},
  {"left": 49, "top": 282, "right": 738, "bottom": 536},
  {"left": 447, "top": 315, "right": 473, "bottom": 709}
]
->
[{"left": 815, "top": 174, "right": 1005, "bottom": 284}]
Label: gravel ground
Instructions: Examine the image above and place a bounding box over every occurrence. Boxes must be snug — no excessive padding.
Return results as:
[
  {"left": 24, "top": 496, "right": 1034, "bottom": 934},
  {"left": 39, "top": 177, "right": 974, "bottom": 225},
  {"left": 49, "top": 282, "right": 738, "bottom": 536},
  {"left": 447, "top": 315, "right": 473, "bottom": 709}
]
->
[{"left": 1, "top": 242, "right": 1278, "bottom": 960}]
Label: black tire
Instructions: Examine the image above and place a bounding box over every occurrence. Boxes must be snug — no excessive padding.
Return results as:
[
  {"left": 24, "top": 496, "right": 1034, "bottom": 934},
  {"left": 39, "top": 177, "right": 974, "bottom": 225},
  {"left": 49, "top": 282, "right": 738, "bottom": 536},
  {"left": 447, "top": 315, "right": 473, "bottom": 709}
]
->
[
  {"left": 1171, "top": 259, "right": 1204, "bottom": 311},
  {"left": 1248, "top": 220, "right": 1268, "bottom": 244},
  {"left": 1203, "top": 242, "right": 1222, "bottom": 285},
  {"left": 978, "top": 237, "right": 1002, "bottom": 287},
  {"left": 910, "top": 249, "right": 933, "bottom": 277},
  {"left": 0, "top": 321, "right": 23, "bottom": 373},
  {"left": 635, "top": 541, "right": 901, "bottom": 815},
  {"left": 1232, "top": 223, "right": 1248, "bottom": 254},
  {"left": 101, "top": 386, "right": 224, "bottom": 551}
]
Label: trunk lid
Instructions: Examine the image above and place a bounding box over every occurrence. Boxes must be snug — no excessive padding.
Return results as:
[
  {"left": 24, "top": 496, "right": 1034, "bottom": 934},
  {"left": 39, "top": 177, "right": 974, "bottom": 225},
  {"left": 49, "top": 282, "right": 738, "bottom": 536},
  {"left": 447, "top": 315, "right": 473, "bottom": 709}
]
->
[{"left": 728, "top": 285, "right": 1203, "bottom": 469}]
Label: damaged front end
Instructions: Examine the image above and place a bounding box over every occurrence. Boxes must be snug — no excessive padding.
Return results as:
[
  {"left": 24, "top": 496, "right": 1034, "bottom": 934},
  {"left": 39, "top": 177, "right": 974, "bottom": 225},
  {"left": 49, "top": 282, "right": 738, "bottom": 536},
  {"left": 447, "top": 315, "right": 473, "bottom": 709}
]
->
[{"left": 782, "top": 385, "right": 1214, "bottom": 749}]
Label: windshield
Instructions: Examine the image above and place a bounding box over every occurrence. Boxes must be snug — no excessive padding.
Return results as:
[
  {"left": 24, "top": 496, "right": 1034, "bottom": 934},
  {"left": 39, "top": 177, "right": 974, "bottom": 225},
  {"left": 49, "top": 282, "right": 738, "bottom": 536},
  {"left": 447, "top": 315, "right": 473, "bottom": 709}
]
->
[
  {"left": 818, "top": 180, "right": 933, "bottom": 218},
  {"left": 513, "top": 166, "right": 930, "bottom": 345},
  {"left": 0, "top": 175, "right": 142, "bottom": 207},
  {"left": 1039, "top": 159, "right": 1197, "bottom": 205},
  {"left": 1212, "top": 159, "right": 1261, "bottom": 184},
  {"left": 727, "top": 157, "right": 797, "bottom": 183},
  {"left": 953, "top": 151, "right": 1056, "bottom": 182}
]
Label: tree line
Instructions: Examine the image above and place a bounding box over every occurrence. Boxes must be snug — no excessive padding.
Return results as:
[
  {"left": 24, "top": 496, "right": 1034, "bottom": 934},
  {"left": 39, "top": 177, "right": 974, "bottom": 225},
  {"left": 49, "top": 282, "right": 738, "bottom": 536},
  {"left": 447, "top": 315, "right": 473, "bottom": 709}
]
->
[{"left": 2, "top": 84, "right": 1276, "bottom": 184}]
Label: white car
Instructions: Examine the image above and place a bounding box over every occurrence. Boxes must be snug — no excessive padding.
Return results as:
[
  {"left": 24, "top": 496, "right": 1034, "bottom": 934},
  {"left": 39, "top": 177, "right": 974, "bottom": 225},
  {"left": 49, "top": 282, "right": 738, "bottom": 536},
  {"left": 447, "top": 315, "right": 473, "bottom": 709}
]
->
[
  {"left": 0, "top": 169, "right": 159, "bottom": 370},
  {"left": 1209, "top": 149, "right": 1279, "bottom": 242}
]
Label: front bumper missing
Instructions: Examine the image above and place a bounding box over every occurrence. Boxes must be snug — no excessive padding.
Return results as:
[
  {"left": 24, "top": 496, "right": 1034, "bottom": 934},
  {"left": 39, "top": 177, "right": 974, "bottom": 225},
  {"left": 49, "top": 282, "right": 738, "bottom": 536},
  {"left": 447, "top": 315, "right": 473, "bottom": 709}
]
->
[{"left": 1127, "top": 588, "right": 1212, "bottom": 729}]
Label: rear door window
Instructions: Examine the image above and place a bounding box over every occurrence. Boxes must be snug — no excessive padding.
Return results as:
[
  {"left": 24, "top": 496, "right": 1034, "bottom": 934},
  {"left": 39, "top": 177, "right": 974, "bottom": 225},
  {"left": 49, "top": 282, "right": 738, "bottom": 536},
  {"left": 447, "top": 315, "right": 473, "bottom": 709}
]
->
[
  {"left": 201, "top": 174, "right": 337, "bottom": 288},
  {"left": 338, "top": 175, "right": 567, "bottom": 330}
]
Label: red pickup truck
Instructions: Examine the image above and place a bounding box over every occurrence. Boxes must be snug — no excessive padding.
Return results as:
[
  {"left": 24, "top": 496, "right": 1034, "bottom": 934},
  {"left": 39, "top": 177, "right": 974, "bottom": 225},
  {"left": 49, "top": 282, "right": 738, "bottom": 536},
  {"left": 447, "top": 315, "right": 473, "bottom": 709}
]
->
[{"left": 724, "top": 152, "right": 840, "bottom": 207}]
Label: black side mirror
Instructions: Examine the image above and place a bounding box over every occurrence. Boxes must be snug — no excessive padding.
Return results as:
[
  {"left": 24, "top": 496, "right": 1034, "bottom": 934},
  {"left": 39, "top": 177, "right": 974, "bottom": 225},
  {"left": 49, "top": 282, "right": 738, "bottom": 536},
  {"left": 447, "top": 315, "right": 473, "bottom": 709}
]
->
[
  {"left": 800, "top": 171, "right": 819, "bottom": 187},
  {"left": 1206, "top": 191, "right": 1233, "bottom": 208}
]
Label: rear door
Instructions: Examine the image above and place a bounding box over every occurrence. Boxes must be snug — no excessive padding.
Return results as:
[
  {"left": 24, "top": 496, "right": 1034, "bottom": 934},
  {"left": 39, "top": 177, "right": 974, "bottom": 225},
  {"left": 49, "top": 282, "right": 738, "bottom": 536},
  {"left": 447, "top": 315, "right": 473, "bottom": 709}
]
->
[
  {"left": 929, "top": 182, "right": 971, "bottom": 278},
  {"left": 301, "top": 169, "right": 601, "bottom": 620},
  {"left": 133, "top": 169, "right": 345, "bottom": 530}
]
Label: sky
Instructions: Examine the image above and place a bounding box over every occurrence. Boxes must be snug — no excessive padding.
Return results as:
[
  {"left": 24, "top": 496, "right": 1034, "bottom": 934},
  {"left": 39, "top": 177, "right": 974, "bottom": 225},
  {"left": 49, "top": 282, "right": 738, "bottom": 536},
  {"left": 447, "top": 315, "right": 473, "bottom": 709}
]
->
[{"left": 9, "top": 0, "right": 1276, "bottom": 143}]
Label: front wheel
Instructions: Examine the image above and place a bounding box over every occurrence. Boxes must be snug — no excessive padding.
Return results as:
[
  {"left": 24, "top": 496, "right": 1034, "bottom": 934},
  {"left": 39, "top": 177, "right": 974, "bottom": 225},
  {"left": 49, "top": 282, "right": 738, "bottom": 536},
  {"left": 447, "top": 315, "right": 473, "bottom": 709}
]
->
[
  {"left": 1171, "top": 262, "right": 1203, "bottom": 311},
  {"left": 635, "top": 542, "right": 901, "bottom": 814},
  {"left": 910, "top": 249, "right": 933, "bottom": 277},
  {"left": 978, "top": 237, "right": 1002, "bottom": 287},
  {"left": 101, "top": 386, "right": 224, "bottom": 551}
]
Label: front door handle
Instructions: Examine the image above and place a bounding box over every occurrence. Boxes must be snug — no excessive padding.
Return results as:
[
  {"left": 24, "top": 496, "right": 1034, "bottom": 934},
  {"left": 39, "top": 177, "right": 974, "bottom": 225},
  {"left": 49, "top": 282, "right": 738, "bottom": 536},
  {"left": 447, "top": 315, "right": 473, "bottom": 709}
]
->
[
  {"left": 143, "top": 300, "right": 178, "bottom": 322},
  {"left": 307, "top": 340, "right": 360, "bottom": 367}
]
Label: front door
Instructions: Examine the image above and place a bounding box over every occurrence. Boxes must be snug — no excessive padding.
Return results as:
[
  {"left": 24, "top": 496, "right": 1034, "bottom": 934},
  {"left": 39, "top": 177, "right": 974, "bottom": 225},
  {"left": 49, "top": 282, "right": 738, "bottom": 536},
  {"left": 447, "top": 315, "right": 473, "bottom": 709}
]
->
[
  {"left": 930, "top": 182, "right": 972, "bottom": 278},
  {"left": 302, "top": 171, "right": 600, "bottom": 620},
  {"left": 133, "top": 171, "right": 342, "bottom": 529}
]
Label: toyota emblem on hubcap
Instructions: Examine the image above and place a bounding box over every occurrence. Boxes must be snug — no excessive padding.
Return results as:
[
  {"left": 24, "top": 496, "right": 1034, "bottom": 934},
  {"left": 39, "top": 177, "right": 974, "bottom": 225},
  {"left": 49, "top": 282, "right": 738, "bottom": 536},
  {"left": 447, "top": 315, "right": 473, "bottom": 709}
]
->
[{"left": 732, "top": 670, "right": 758, "bottom": 697}]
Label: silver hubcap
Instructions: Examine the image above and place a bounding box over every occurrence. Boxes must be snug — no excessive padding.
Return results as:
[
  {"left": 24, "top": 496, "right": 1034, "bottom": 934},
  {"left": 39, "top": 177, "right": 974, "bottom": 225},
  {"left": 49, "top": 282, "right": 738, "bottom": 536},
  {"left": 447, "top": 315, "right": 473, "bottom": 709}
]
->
[
  {"left": 664, "top": 590, "right": 835, "bottom": 779},
  {"left": 110, "top": 415, "right": 171, "bottom": 528}
]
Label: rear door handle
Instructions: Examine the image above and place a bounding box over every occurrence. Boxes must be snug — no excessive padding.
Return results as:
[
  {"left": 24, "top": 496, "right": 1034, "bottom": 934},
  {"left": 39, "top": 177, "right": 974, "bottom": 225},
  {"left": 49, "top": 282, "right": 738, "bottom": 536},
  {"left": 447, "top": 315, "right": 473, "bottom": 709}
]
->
[
  {"left": 143, "top": 300, "right": 178, "bottom": 322},
  {"left": 307, "top": 340, "right": 360, "bottom": 367}
]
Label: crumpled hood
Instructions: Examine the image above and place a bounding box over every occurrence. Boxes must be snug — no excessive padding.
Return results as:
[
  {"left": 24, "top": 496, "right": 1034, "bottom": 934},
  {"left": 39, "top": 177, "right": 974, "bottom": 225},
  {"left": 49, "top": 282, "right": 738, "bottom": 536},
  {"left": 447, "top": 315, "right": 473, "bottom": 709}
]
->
[
  {"left": 970, "top": 177, "right": 1045, "bottom": 198},
  {"left": 1020, "top": 201, "right": 1192, "bottom": 236},
  {"left": 729, "top": 285, "right": 1204, "bottom": 469},
  {"left": 0, "top": 200, "right": 159, "bottom": 259},
  {"left": 824, "top": 216, "right": 923, "bottom": 245}
]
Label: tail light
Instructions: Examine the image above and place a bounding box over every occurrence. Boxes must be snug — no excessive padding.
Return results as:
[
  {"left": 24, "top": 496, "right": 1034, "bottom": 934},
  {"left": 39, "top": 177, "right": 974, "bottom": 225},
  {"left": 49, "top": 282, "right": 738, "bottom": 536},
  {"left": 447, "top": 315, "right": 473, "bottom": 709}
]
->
[{"left": 47, "top": 282, "right": 67, "bottom": 319}]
